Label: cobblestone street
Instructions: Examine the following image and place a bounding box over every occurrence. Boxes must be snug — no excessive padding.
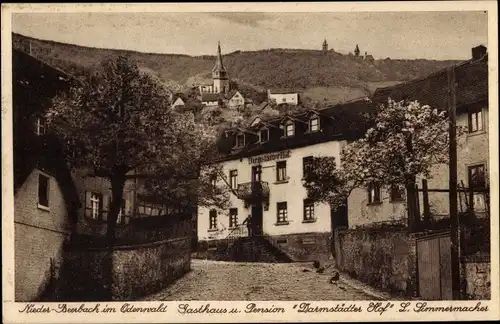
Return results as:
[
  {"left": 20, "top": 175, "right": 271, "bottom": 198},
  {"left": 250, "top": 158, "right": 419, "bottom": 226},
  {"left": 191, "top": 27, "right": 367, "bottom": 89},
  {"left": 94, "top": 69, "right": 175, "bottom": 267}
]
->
[{"left": 144, "top": 259, "right": 387, "bottom": 301}]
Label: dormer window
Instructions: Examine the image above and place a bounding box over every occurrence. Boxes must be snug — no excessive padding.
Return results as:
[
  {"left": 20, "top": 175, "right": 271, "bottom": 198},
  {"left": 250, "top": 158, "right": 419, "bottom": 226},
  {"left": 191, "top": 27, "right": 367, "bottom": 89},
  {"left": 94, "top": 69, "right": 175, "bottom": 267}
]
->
[
  {"left": 259, "top": 128, "right": 269, "bottom": 143},
  {"left": 284, "top": 121, "right": 295, "bottom": 137},
  {"left": 309, "top": 116, "right": 320, "bottom": 132},
  {"left": 236, "top": 133, "right": 245, "bottom": 148}
]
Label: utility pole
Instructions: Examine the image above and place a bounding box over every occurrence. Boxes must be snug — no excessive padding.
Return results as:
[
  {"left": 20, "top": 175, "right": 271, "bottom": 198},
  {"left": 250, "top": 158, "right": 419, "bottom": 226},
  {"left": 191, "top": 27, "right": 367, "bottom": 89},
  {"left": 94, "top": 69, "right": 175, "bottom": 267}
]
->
[{"left": 448, "top": 66, "right": 461, "bottom": 300}]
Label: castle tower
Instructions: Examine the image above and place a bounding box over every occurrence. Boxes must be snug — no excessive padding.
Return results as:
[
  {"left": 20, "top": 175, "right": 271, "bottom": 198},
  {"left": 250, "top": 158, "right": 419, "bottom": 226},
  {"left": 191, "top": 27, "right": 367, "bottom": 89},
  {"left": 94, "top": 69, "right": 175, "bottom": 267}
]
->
[
  {"left": 322, "top": 39, "right": 328, "bottom": 52},
  {"left": 212, "top": 41, "right": 229, "bottom": 94},
  {"left": 354, "top": 44, "right": 360, "bottom": 57}
]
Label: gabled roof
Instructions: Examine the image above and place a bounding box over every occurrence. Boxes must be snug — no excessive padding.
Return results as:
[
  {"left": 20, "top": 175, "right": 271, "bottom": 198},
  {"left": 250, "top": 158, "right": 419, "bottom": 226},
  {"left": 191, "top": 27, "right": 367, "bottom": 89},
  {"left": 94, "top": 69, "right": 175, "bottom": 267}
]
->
[
  {"left": 13, "top": 49, "right": 81, "bottom": 213},
  {"left": 225, "top": 89, "right": 242, "bottom": 100},
  {"left": 372, "top": 55, "right": 488, "bottom": 111},
  {"left": 172, "top": 97, "right": 185, "bottom": 106}
]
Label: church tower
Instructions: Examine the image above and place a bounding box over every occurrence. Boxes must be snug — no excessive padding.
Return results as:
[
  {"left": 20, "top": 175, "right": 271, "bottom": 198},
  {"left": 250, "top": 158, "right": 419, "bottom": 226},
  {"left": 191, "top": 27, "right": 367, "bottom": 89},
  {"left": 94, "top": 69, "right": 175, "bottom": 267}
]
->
[
  {"left": 212, "top": 42, "right": 229, "bottom": 94},
  {"left": 322, "top": 39, "right": 328, "bottom": 52}
]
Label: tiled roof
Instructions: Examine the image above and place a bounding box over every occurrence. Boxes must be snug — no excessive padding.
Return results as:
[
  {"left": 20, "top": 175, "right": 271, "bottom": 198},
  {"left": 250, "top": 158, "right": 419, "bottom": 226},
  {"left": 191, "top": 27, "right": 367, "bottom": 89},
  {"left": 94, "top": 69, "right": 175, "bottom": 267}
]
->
[
  {"left": 268, "top": 88, "right": 299, "bottom": 94},
  {"left": 201, "top": 93, "right": 220, "bottom": 102},
  {"left": 372, "top": 55, "right": 488, "bottom": 110},
  {"left": 225, "top": 89, "right": 239, "bottom": 100},
  {"left": 213, "top": 98, "right": 373, "bottom": 162}
]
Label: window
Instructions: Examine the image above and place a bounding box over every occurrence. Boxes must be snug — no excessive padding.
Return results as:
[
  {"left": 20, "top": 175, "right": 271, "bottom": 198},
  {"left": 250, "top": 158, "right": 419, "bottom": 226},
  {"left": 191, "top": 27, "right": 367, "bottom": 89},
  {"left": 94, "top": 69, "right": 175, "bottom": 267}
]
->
[
  {"left": 303, "top": 199, "right": 315, "bottom": 221},
  {"left": 259, "top": 128, "right": 269, "bottom": 143},
  {"left": 90, "top": 192, "right": 103, "bottom": 219},
  {"left": 309, "top": 116, "right": 320, "bottom": 132},
  {"left": 111, "top": 198, "right": 126, "bottom": 224},
  {"left": 303, "top": 156, "right": 314, "bottom": 178},
  {"left": 276, "top": 161, "right": 287, "bottom": 182},
  {"left": 367, "top": 182, "right": 381, "bottom": 204},
  {"left": 209, "top": 209, "right": 218, "bottom": 229},
  {"left": 229, "top": 208, "right": 238, "bottom": 228},
  {"left": 35, "top": 117, "right": 46, "bottom": 136},
  {"left": 390, "top": 185, "right": 404, "bottom": 201},
  {"left": 252, "top": 165, "right": 262, "bottom": 182},
  {"left": 229, "top": 170, "right": 238, "bottom": 190},
  {"left": 468, "top": 164, "right": 486, "bottom": 189},
  {"left": 277, "top": 202, "right": 288, "bottom": 223},
  {"left": 284, "top": 122, "right": 294, "bottom": 137},
  {"left": 468, "top": 108, "right": 483, "bottom": 133},
  {"left": 38, "top": 174, "right": 49, "bottom": 207},
  {"left": 236, "top": 134, "right": 245, "bottom": 148}
]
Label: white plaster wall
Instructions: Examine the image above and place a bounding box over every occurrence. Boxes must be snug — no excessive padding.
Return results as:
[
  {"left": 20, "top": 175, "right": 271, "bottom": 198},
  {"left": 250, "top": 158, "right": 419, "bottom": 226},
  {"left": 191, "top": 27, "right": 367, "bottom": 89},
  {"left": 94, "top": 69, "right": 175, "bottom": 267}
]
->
[{"left": 198, "top": 140, "right": 346, "bottom": 241}]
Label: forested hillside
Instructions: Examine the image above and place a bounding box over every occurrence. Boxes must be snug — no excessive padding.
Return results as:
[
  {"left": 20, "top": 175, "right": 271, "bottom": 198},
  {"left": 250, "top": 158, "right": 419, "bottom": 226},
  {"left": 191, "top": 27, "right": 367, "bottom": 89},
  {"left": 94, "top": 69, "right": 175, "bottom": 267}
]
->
[{"left": 13, "top": 33, "right": 460, "bottom": 103}]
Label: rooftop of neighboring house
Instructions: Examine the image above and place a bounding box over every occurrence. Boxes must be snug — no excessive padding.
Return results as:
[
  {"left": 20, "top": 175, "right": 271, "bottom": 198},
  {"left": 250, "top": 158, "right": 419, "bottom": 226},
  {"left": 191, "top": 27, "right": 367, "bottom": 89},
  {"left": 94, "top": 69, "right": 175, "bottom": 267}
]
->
[
  {"left": 267, "top": 88, "right": 299, "bottom": 95},
  {"left": 13, "top": 48, "right": 81, "bottom": 212},
  {"left": 372, "top": 47, "right": 488, "bottom": 112},
  {"left": 225, "top": 89, "right": 241, "bottom": 100},
  {"left": 201, "top": 92, "right": 221, "bottom": 102},
  {"left": 212, "top": 97, "right": 373, "bottom": 162}
]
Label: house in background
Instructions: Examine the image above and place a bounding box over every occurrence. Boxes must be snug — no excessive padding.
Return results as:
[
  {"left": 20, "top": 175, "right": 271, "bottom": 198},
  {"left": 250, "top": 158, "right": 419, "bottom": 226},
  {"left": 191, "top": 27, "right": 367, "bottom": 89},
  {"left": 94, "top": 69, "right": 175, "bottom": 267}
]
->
[
  {"left": 348, "top": 45, "right": 489, "bottom": 228},
  {"left": 171, "top": 96, "right": 186, "bottom": 109},
  {"left": 267, "top": 89, "right": 299, "bottom": 106},
  {"left": 13, "top": 48, "right": 81, "bottom": 301},
  {"left": 225, "top": 89, "right": 245, "bottom": 109}
]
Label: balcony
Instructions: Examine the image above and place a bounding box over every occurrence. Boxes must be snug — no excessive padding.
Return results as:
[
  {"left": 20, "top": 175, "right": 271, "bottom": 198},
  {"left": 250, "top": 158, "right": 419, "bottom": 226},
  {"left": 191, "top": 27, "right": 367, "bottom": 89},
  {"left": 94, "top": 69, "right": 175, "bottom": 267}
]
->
[{"left": 237, "top": 181, "right": 270, "bottom": 207}]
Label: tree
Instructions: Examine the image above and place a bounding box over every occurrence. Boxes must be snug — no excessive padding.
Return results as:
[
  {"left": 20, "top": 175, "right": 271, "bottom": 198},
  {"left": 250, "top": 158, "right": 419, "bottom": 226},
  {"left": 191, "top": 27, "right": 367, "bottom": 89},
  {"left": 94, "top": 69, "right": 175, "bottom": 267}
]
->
[
  {"left": 304, "top": 99, "right": 464, "bottom": 228},
  {"left": 46, "top": 56, "right": 226, "bottom": 247}
]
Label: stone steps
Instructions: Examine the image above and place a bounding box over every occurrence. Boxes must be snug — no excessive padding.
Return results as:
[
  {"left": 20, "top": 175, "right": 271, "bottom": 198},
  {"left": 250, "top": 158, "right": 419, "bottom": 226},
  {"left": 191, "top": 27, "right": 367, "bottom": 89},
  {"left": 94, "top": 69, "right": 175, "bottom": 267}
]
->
[{"left": 216, "top": 237, "right": 292, "bottom": 263}]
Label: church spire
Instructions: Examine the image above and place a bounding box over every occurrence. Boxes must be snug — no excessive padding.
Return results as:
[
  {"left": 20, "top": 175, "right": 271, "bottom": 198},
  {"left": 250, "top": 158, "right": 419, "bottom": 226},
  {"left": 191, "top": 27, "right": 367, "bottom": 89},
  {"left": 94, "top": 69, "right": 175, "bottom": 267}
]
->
[{"left": 212, "top": 41, "right": 226, "bottom": 73}]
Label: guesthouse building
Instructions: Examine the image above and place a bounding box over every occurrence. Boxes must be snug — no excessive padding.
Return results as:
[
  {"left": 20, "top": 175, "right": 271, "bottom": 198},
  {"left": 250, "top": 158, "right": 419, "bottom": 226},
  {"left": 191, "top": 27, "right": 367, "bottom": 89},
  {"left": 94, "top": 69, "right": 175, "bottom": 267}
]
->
[{"left": 197, "top": 98, "right": 370, "bottom": 261}]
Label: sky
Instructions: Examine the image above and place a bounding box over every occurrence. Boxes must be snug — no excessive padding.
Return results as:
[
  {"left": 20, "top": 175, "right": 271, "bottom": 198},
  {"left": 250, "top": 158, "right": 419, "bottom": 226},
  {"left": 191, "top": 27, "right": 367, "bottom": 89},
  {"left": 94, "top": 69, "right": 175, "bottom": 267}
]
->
[{"left": 12, "top": 11, "right": 488, "bottom": 60}]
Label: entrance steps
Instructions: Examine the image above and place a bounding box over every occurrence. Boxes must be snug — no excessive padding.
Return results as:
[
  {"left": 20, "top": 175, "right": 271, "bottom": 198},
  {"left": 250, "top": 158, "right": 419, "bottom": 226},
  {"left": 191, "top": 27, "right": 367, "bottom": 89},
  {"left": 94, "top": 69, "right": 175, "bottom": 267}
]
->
[{"left": 215, "top": 236, "right": 293, "bottom": 263}]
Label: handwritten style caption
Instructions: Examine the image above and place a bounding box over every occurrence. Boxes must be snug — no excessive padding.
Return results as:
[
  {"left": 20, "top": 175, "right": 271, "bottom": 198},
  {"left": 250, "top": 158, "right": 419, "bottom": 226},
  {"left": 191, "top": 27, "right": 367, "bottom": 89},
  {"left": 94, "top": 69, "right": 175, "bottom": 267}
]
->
[{"left": 19, "top": 301, "right": 489, "bottom": 315}]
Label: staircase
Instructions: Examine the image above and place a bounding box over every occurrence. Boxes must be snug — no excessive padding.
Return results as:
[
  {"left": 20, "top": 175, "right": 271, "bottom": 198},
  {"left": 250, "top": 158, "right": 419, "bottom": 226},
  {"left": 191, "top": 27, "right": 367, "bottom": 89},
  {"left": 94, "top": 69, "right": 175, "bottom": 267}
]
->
[{"left": 215, "top": 236, "right": 292, "bottom": 263}]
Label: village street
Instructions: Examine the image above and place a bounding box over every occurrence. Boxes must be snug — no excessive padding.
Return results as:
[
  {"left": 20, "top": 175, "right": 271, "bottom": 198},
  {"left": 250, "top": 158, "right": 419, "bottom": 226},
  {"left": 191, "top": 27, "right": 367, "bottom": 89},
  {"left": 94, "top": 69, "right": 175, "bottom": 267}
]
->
[{"left": 143, "top": 259, "right": 388, "bottom": 301}]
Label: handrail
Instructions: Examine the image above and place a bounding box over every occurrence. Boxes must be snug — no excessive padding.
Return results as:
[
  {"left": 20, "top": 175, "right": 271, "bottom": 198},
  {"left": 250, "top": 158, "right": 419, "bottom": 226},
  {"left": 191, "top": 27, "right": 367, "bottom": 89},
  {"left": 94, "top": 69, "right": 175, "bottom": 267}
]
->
[{"left": 224, "top": 216, "right": 250, "bottom": 240}]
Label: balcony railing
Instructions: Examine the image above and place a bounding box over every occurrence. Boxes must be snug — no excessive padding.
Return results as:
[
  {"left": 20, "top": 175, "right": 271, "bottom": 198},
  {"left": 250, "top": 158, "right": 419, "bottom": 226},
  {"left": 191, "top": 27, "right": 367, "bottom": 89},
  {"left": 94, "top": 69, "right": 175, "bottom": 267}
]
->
[{"left": 237, "top": 181, "right": 270, "bottom": 206}]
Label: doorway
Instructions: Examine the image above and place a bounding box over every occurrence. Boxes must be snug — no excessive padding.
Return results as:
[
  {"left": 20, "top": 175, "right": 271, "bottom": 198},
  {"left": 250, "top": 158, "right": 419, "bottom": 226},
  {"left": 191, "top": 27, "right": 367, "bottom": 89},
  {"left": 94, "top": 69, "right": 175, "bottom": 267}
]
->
[{"left": 250, "top": 205, "right": 263, "bottom": 236}]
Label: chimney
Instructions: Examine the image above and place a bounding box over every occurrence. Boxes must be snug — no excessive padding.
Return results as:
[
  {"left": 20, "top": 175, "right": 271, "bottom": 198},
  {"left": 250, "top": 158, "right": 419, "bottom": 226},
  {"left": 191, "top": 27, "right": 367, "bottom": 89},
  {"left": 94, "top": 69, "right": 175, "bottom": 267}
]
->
[{"left": 472, "top": 45, "right": 487, "bottom": 60}]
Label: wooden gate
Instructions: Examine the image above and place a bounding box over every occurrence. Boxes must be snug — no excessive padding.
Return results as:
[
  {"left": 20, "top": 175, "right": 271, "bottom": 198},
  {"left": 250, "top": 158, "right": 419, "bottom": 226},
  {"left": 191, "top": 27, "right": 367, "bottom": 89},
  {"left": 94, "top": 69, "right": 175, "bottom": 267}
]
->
[{"left": 417, "top": 231, "right": 453, "bottom": 300}]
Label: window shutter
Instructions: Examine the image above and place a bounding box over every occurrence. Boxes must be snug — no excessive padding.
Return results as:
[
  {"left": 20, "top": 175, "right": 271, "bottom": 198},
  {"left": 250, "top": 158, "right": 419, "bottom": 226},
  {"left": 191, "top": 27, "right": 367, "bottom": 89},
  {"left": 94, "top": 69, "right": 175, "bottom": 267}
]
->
[{"left": 98, "top": 194, "right": 104, "bottom": 220}]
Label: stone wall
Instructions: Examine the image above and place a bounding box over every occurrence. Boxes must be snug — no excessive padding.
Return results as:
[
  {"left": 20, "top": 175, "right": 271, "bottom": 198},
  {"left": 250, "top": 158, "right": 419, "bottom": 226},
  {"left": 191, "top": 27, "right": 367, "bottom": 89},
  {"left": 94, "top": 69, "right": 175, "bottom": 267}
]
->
[
  {"left": 58, "top": 236, "right": 191, "bottom": 301},
  {"left": 334, "top": 227, "right": 415, "bottom": 297},
  {"left": 196, "top": 232, "right": 331, "bottom": 262},
  {"left": 462, "top": 255, "right": 491, "bottom": 300},
  {"left": 266, "top": 232, "right": 332, "bottom": 262}
]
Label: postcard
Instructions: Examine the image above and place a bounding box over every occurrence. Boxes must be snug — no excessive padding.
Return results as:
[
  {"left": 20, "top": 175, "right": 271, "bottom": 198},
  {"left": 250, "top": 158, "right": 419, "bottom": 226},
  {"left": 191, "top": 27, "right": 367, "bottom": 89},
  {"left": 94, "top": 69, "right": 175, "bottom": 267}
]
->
[{"left": 2, "top": 2, "right": 499, "bottom": 323}]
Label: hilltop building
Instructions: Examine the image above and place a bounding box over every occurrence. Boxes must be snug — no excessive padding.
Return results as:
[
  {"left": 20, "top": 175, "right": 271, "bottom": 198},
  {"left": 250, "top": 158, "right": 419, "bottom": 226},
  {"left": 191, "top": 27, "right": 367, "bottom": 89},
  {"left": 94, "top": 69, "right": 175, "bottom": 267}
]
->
[
  {"left": 354, "top": 44, "right": 360, "bottom": 57},
  {"left": 364, "top": 51, "right": 374, "bottom": 62},
  {"left": 322, "top": 39, "right": 328, "bottom": 52}
]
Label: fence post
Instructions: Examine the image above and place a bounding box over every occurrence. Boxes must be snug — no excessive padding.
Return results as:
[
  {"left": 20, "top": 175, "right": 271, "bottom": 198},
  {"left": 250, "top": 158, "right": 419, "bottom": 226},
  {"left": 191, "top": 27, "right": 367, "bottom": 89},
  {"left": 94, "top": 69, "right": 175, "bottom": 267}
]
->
[{"left": 422, "top": 179, "right": 431, "bottom": 227}]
